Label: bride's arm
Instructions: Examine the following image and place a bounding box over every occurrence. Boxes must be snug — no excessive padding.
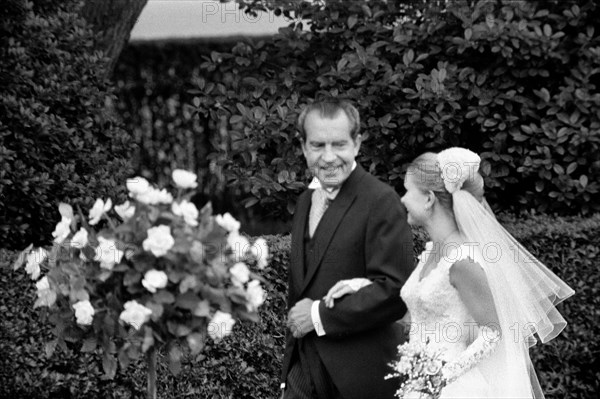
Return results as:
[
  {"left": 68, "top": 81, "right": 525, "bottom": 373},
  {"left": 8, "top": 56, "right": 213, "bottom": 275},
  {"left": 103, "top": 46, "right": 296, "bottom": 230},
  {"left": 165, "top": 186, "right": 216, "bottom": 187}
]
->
[
  {"left": 443, "top": 258, "right": 500, "bottom": 383},
  {"left": 322, "top": 278, "right": 373, "bottom": 308}
]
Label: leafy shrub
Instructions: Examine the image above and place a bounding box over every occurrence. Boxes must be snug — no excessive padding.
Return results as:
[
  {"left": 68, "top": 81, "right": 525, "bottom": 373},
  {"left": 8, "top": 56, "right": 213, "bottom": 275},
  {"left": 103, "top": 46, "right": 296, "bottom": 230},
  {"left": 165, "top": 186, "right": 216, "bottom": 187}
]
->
[
  {"left": 1, "top": 216, "right": 598, "bottom": 398},
  {"left": 186, "top": 0, "right": 599, "bottom": 217},
  {"left": 499, "top": 213, "right": 600, "bottom": 398},
  {"left": 0, "top": 0, "right": 134, "bottom": 250}
]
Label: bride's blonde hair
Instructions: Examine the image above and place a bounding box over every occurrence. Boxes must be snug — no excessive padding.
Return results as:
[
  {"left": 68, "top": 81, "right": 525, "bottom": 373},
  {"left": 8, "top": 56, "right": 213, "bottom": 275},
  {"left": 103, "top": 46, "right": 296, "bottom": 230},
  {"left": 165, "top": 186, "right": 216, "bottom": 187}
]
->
[{"left": 407, "top": 152, "right": 485, "bottom": 210}]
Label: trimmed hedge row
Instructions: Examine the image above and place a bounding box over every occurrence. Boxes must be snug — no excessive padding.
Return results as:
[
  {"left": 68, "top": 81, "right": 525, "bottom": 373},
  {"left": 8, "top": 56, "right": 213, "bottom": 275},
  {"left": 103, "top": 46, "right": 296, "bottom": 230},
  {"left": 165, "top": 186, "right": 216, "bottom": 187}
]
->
[{"left": 1, "top": 214, "right": 598, "bottom": 398}]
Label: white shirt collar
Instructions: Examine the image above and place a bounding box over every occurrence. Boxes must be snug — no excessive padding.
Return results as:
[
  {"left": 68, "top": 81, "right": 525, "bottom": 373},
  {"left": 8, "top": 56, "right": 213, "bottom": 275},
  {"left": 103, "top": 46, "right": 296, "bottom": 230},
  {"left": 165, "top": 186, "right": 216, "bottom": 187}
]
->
[{"left": 308, "top": 161, "right": 357, "bottom": 194}]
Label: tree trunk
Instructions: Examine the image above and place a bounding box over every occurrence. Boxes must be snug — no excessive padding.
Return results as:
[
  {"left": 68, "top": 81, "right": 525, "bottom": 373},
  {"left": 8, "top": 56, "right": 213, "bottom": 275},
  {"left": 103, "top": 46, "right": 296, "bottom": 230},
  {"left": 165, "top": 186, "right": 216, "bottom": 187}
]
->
[{"left": 80, "top": 0, "right": 148, "bottom": 79}]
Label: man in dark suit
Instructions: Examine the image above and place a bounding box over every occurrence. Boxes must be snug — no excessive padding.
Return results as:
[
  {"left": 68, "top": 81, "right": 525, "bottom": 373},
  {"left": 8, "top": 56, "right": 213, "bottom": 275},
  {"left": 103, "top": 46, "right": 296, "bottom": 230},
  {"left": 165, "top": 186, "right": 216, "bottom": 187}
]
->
[{"left": 281, "top": 99, "right": 414, "bottom": 399}]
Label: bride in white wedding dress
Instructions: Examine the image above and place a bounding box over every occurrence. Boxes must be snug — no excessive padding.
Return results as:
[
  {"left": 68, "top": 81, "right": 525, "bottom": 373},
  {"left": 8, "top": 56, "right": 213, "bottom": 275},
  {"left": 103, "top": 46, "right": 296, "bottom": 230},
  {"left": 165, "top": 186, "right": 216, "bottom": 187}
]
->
[{"left": 323, "top": 148, "right": 574, "bottom": 398}]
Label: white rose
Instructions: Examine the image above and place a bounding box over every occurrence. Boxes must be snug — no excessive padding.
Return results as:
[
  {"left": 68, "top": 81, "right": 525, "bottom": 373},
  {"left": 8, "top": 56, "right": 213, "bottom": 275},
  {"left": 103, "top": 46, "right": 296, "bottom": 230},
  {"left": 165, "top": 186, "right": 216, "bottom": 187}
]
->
[
  {"left": 114, "top": 200, "right": 135, "bottom": 221},
  {"left": 94, "top": 236, "right": 124, "bottom": 270},
  {"left": 245, "top": 280, "right": 266, "bottom": 311},
  {"left": 72, "top": 300, "right": 95, "bottom": 325},
  {"left": 136, "top": 187, "right": 173, "bottom": 205},
  {"left": 143, "top": 225, "right": 175, "bottom": 257},
  {"left": 141, "top": 269, "right": 169, "bottom": 293},
  {"left": 119, "top": 300, "right": 153, "bottom": 330},
  {"left": 88, "top": 198, "right": 112, "bottom": 225},
  {"left": 35, "top": 276, "right": 57, "bottom": 308},
  {"left": 215, "top": 212, "right": 240, "bottom": 232},
  {"left": 171, "top": 200, "right": 199, "bottom": 226},
  {"left": 250, "top": 238, "right": 269, "bottom": 269},
  {"left": 70, "top": 227, "right": 88, "bottom": 248},
  {"left": 58, "top": 202, "right": 74, "bottom": 220},
  {"left": 227, "top": 231, "right": 250, "bottom": 260},
  {"left": 154, "top": 188, "right": 174, "bottom": 204},
  {"left": 437, "top": 147, "right": 481, "bottom": 194},
  {"left": 172, "top": 169, "right": 198, "bottom": 189},
  {"left": 25, "top": 247, "right": 47, "bottom": 280},
  {"left": 229, "top": 262, "right": 250, "bottom": 287},
  {"left": 126, "top": 176, "right": 151, "bottom": 196},
  {"left": 208, "top": 311, "right": 236, "bottom": 341},
  {"left": 52, "top": 217, "right": 71, "bottom": 244},
  {"left": 36, "top": 276, "right": 50, "bottom": 291}
]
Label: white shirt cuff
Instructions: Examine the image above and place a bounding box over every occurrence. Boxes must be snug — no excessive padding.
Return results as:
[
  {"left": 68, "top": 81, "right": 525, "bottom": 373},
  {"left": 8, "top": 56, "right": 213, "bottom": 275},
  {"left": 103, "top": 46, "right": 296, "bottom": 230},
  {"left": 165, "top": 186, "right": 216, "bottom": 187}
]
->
[{"left": 311, "top": 300, "right": 326, "bottom": 336}]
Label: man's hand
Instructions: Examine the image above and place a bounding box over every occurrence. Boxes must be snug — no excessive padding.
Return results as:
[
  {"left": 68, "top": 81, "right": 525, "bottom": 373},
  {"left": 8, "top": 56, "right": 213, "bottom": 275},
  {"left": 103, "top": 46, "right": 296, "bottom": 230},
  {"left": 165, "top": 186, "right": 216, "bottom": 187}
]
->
[{"left": 286, "top": 298, "right": 315, "bottom": 339}]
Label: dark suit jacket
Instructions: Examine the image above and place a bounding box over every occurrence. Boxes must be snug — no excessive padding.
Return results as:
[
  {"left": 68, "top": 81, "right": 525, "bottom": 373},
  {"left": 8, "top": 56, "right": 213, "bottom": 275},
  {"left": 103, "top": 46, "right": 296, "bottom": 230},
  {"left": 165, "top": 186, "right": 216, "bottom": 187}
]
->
[{"left": 281, "top": 164, "right": 414, "bottom": 399}]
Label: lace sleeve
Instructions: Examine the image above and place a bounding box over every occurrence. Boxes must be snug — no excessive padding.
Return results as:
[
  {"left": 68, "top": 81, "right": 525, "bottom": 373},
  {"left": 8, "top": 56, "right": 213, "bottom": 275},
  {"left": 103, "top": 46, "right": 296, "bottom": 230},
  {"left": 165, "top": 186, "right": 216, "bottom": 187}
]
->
[
  {"left": 343, "top": 278, "right": 373, "bottom": 291},
  {"left": 442, "top": 325, "right": 500, "bottom": 384}
]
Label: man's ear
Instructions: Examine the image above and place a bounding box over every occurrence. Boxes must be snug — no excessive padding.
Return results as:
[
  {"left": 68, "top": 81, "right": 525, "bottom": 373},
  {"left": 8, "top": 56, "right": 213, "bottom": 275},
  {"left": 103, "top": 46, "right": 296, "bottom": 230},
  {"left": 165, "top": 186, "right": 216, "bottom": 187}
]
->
[
  {"left": 300, "top": 138, "right": 308, "bottom": 157},
  {"left": 353, "top": 134, "right": 362, "bottom": 156}
]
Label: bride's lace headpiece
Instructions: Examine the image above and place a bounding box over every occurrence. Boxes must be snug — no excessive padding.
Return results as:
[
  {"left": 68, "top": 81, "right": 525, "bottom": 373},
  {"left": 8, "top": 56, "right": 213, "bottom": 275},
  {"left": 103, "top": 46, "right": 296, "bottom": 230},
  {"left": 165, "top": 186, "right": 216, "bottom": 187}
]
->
[{"left": 437, "top": 147, "right": 481, "bottom": 194}]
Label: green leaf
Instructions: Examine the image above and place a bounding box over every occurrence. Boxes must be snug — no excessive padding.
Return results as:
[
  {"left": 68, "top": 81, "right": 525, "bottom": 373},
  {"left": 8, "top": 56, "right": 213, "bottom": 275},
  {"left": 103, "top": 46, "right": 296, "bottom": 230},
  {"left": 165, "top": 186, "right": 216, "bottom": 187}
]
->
[
  {"left": 553, "top": 164, "right": 564, "bottom": 174},
  {"left": 168, "top": 345, "right": 183, "bottom": 375},
  {"left": 193, "top": 300, "right": 211, "bottom": 317},
  {"left": 403, "top": 49, "right": 414, "bottom": 66},
  {"left": 230, "top": 115, "right": 243, "bottom": 124},
  {"left": 81, "top": 337, "right": 97, "bottom": 352},
  {"left": 154, "top": 290, "right": 175, "bottom": 304},
  {"left": 187, "top": 332, "right": 205, "bottom": 355},
  {"left": 124, "top": 269, "right": 141, "bottom": 286},
  {"left": 537, "top": 88, "right": 550, "bottom": 102},
  {"left": 45, "top": 339, "right": 58, "bottom": 358},
  {"left": 102, "top": 352, "right": 118, "bottom": 379},
  {"left": 118, "top": 347, "right": 131, "bottom": 369},
  {"left": 347, "top": 15, "right": 358, "bottom": 29},
  {"left": 465, "top": 110, "right": 478, "bottom": 119},
  {"left": 535, "top": 181, "right": 544, "bottom": 192},
  {"left": 464, "top": 28, "right": 472, "bottom": 40},
  {"left": 243, "top": 197, "right": 259, "bottom": 208},
  {"left": 146, "top": 302, "right": 164, "bottom": 321},
  {"left": 176, "top": 292, "right": 201, "bottom": 310}
]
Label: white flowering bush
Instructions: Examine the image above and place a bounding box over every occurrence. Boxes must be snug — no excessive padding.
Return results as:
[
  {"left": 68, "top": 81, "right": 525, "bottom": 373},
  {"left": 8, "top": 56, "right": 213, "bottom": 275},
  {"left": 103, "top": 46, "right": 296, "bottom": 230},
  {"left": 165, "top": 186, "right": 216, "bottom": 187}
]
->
[{"left": 13, "top": 169, "right": 269, "bottom": 388}]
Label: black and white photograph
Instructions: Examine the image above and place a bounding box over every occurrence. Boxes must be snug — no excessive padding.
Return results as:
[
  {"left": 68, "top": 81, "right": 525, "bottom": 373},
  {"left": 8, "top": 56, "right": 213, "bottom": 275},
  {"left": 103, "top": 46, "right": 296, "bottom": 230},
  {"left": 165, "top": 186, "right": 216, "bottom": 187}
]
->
[{"left": 1, "top": 0, "right": 598, "bottom": 398}]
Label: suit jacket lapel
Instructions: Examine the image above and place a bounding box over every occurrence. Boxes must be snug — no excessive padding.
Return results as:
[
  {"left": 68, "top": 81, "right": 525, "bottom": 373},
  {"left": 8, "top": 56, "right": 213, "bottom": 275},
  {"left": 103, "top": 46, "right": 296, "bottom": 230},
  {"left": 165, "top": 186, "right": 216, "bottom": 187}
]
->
[
  {"left": 300, "top": 165, "right": 365, "bottom": 294},
  {"left": 291, "top": 190, "right": 311, "bottom": 295}
]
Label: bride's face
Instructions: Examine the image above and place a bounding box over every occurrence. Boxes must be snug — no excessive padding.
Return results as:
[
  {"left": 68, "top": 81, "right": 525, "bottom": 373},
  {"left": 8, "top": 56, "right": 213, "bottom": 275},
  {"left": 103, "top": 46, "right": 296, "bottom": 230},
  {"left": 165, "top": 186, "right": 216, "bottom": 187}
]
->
[{"left": 400, "top": 173, "right": 430, "bottom": 226}]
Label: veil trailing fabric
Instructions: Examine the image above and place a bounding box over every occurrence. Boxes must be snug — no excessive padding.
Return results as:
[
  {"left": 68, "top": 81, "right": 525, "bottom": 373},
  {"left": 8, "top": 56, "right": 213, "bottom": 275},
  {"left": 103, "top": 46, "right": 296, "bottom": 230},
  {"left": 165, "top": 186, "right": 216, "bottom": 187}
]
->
[{"left": 451, "top": 190, "right": 574, "bottom": 398}]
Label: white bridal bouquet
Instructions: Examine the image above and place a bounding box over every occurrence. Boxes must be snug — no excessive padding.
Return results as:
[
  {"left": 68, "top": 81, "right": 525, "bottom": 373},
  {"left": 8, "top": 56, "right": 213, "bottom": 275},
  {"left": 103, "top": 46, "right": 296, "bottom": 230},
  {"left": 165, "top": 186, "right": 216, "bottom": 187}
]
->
[
  {"left": 13, "top": 170, "right": 269, "bottom": 398},
  {"left": 385, "top": 339, "right": 448, "bottom": 399}
]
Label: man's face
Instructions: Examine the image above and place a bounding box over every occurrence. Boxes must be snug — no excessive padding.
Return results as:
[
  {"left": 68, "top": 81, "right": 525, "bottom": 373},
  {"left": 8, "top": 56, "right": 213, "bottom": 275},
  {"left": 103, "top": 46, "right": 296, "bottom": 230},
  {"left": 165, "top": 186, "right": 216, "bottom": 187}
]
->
[{"left": 301, "top": 110, "right": 362, "bottom": 189}]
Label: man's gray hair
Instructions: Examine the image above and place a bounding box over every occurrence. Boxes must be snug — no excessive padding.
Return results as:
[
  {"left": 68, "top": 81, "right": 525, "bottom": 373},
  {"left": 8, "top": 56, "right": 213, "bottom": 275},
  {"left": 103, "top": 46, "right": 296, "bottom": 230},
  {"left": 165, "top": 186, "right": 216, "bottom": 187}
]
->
[{"left": 297, "top": 98, "right": 361, "bottom": 141}]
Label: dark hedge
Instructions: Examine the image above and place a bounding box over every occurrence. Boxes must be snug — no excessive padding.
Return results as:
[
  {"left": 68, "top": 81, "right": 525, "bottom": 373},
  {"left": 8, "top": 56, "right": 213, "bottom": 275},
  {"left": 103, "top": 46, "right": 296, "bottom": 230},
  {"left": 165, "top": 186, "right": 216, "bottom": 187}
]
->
[
  {"left": 1, "top": 214, "right": 597, "bottom": 398},
  {"left": 0, "top": 0, "right": 134, "bottom": 250}
]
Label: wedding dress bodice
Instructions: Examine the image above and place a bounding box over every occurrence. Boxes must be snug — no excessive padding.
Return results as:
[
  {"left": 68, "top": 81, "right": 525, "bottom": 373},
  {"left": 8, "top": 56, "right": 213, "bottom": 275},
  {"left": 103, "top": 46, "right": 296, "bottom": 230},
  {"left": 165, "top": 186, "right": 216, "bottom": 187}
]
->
[
  {"left": 400, "top": 242, "right": 490, "bottom": 398},
  {"left": 400, "top": 242, "right": 476, "bottom": 358}
]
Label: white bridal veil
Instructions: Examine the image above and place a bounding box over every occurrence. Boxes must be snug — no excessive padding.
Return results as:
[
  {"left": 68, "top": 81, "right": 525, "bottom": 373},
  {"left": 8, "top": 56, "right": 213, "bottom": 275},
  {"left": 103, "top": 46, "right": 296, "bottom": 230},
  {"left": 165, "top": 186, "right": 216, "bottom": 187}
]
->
[{"left": 441, "top": 147, "right": 575, "bottom": 398}]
